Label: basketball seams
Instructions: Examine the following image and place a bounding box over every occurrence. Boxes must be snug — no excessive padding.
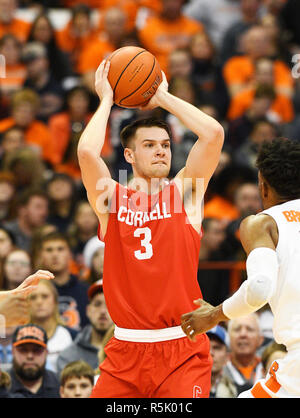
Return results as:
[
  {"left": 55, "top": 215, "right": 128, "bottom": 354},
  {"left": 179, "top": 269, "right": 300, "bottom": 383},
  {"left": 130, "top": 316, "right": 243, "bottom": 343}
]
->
[
  {"left": 119, "top": 56, "right": 156, "bottom": 106},
  {"left": 111, "top": 50, "right": 146, "bottom": 95}
]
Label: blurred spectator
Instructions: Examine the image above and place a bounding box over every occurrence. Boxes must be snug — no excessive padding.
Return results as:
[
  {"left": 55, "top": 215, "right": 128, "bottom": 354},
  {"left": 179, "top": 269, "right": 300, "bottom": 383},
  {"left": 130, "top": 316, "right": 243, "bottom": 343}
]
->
[
  {"left": 0, "top": 34, "right": 26, "bottom": 99},
  {"left": 1, "top": 249, "right": 32, "bottom": 291},
  {"left": 27, "top": 12, "right": 73, "bottom": 83},
  {"left": 28, "top": 279, "right": 75, "bottom": 373},
  {"left": 189, "top": 32, "right": 230, "bottom": 118},
  {"left": 67, "top": 201, "right": 98, "bottom": 269},
  {"left": 81, "top": 236, "right": 105, "bottom": 283},
  {"left": 0, "top": 226, "right": 15, "bottom": 266},
  {"left": 98, "top": 0, "right": 139, "bottom": 33},
  {"left": 138, "top": 0, "right": 204, "bottom": 76},
  {"left": 8, "top": 324, "right": 60, "bottom": 398},
  {"left": 78, "top": 7, "right": 129, "bottom": 91},
  {"left": 45, "top": 173, "right": 77, "bottom": 233},
  {"left": 56, "top": 280, "right": 113, "bottom": 375},
  {"left": 183, "top": 0, "right": 242, "bottom": 49},
  {"left": 260, "top": 341, "right": 287, "bottom": 378},
  {"left": 220, "top": 0, "right": 262, "bottom": 64},
  {"left": 227, "top": 58, "right": 294, "bottom": 123},
  {"left": 22, "top": 42, "right": 64, "bottom": 123},
  {"left": 233, "top": 119, "right": 278, "bottom": 169},
  {"left": 0, "top": 127, "right": 25, "bottom": 168},
  {"left": 223, "top": 313, "right": 264, "bottom": 395},
  {"left": 59, "top": 360, "right": 94, "bottom": 398},
  {"left": 280, "top": 0, "right": 300, "bottom": 51},
  {"left": 197, "top": 217, "right": 230, "bottom": 307},
  {"left": 168, "top": 48, "right": 193, "bottom": 80},
  {"left": 3, "top": 188, "right": 49, "bottom": 251},
  {"left": 223, "top": 25, "right": 294, "bottom": 98},
  {"left": 30, "top": 224, "right": 57, "bottom": 270},
  {"left": 38, "top": 232, "right": 89, "bottom": 330},
  {"left": 0, "top": 0, "right": 31, "bottom": 42},
  {"left": 0, "top": 326, "right": 16, "bottom": 372},
  {"left": 260, "top": 13, "right": 291, "bottom": 64},
  {"left": 0, "top": 89, "right": 56, "bottom": 165},
  {"left": 207, "top": 325, "right": 238, "bottom": 398},
  {"left": 2, "top": 147, "right": 46, "bottom": 192},
  {"left": 0, "top": 370, "right": 12, "bottom": 397},
  {"left": 0, "top": 172, "right": 16, "bottom": 222}
]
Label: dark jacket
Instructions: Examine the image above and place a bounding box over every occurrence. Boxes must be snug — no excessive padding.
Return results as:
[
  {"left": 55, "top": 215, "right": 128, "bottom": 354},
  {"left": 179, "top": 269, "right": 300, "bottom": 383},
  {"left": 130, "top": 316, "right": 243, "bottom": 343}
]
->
[{"left": 8, "top": 368, "right": 60, "bottom": 398}]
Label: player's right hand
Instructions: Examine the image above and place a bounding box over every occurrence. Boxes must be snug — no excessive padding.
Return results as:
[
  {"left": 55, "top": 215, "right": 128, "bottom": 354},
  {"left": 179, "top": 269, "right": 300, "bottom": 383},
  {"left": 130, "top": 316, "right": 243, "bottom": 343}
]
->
[
  {"left": 11, "top": 270, "right": 55, "bottom": 298},
  {"left": 95, "top": 60, "right": 114, "bottom": 105}
]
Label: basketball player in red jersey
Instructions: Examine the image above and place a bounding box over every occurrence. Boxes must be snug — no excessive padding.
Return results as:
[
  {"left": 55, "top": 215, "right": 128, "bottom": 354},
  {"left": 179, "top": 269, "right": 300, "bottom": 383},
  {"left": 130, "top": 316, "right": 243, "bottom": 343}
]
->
[{"left": 77, "top": 60, "right": 224, "bottom": 398}]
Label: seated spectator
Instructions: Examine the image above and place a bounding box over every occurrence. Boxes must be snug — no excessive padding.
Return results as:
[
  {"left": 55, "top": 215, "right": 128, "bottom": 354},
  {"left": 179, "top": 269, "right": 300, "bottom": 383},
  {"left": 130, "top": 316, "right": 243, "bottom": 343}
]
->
[
  {"left": 45, "top": 173, "right": 77, "bottom": 233},
  {"left": 0, "top": 172, "right": 16, "bottom": 222},
  {"left": 189, "top": 31, "right": 230, "bottom": 119},
  {"left": 27, "top": 12, "right": 74, "bottom": 83},
  {"left": 167, "top": 48, "right": 193, "bottom": 80},
  {"left": 0, "top": 370, "right": 12, "bottom": 397},
  {"left": 223, "top": 313, "right": 264, "bottom": 395},
  {"left": 197, "top": 217, "right": 230, "bottom": 307},
  {"left": 138, "top": 0, "right": 204, "bottom": 76},
  {"left": 56, "top": 280, "right": 113, "bottom": 375},
  {"left": 220, "top": 0, "right": 262, "bottom": 64},
  {"left": 67, "top": 201, "right": 98, "bottom": 269},
  {"left": 0, "top": 88, "right": 56, "bottom": 165},
  {"left": 3, "top": 188, "right": 49, "bottom": 251},
  {"left": 22, "top": 42, "right": 64, "bottom": 123},
  {"left": 38, "top": 232, "right": 90, "bottom": 330},
  {"left": 0, "top": 34, "right": 26, "bottom": 99},
  {"left": 2, "top": 147, "right": 46, "bottom": 192},
  {"left": 233, "top": 119, "right": 278, "bottom": 170},
  {"left": 0, "top": 0, "right": 31, "bottom": 42},
  {"left": 1, "top": 249, "right": 32, "bottom": 290},
  {"left": 183, "top": 0, "right": 242, "bottom": 50},
  {"left": 0, "top": 226, "right": 15, "bottom": 273},
  {"left": 223, "top": 25, "right": 294, "bottom": 98},
  {"left": 28, "top": 279, "right": 75, "bottom": 373},
  {"left": 82, "top": 236, "right": 105, "bottom": 284},
  {"left": 0, "top": 326, "right": 17, "bottom": 372},
  {"left": 8, "top": 324, "right": 60, "bottom": 398},
  {"left": 59, "top": 360, "right": 94, "bottom": 398},
  {"left": 30, "top": 224, "right": 57, "bottom": 270},
  {"left": 78, "top": 7, "right": 129, "bottom": 91},
  {"left": 0, "top": 126, "right": 25, "bottom": 168},
  {"left": 98, "top": 0, "right": 138, "bottom": 32},
  {"left": 227, "top": 59, "right": 295, "bottom": 123},
  {"left": 207, "top": 325, "right": 238, "bottom": 398},
  {"left": 260, "top": 341, "right": 287, "bottom": 378}
]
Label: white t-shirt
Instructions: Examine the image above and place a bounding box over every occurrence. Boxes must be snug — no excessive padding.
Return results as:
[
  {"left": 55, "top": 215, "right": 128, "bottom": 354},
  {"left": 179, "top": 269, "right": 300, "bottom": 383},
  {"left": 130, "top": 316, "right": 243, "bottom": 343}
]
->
[{"left": 47, "top": 325, "right": 73, "bottom": 373}]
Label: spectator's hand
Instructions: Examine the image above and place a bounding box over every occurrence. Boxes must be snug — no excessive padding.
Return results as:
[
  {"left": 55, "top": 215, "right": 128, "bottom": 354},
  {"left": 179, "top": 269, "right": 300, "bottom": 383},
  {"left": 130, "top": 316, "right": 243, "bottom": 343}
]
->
[
  {"left": 139, "top": 71, "right": 168, "bottom": 110},
  {"left": 95, "top": 60, "right": 114, "bottom": 106},
  {"left": 181, "top": 298, "right": 223, "bottom": 341}
]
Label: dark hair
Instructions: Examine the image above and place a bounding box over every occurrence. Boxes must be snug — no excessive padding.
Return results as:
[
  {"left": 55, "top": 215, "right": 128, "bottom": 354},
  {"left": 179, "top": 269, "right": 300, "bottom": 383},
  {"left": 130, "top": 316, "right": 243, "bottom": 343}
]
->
[
  {"left": 256, "top": 138, "right": 300, "bottom": 200},
  {"left": 17, "top": 187, "right": 49, "bottom": 208},
  {"left": 71, "top": 4, "right": 91, "bottom": 19},
  {"left": 120, "top": 118, "right": 172, "bottom": 149},
  {"left": 39, "top": 231, "right": 71, "bottom": 249}
]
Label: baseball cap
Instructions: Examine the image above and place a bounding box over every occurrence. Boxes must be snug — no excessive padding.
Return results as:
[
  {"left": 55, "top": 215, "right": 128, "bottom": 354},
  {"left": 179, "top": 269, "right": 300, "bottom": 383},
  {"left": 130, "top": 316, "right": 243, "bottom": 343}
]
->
[
  {"left": 207, "top": 325, "right": 229, "bottom": 348},
  {"left": 22, "top": 42, "right": 47, "bottom": 63},
  {"left": 12, "top": 324, "right": 48, "bottom": 349},
  {"left": 88, "top": 279, "right": 103, "bottom": 300}
]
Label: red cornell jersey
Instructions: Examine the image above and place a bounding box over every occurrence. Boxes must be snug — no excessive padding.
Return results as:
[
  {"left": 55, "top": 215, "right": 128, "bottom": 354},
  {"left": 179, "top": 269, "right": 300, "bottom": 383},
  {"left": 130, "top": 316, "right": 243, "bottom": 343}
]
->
[{"left": 99, "top": 181, "right": 203, "bottom": 329}]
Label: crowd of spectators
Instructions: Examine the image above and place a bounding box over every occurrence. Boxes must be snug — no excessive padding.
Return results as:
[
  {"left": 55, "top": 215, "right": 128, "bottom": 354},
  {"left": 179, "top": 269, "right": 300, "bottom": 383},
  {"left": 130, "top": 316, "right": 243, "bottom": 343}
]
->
[{"left": 0, "top": 0, "right": 299, "bottom": 398}]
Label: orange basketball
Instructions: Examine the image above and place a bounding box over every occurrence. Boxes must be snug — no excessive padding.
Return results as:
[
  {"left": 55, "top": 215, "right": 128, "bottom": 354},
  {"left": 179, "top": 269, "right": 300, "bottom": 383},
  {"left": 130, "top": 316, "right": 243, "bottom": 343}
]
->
[{"left": 107, "top": 46, "right": 162, "bottom": 108}]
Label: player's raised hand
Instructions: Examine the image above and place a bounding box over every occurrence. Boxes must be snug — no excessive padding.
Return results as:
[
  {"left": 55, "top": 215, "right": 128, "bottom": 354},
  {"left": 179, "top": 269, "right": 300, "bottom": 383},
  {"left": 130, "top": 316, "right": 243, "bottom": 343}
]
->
[
  {"left": 10, "top": 270, "right": 55, "bottom": 298},
  {"left": 139, "top": 71, "right": 168, "bottom": 110},
  {"left": 95, "top": 59, "right": 114, "bottom": 105}
]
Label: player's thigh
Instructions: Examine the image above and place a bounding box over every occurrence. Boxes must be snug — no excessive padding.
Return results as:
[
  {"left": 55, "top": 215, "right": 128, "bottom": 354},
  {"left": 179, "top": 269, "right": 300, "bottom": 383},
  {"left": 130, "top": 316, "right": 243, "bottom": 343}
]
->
[
  {"left": 153, "top": 353, "right": 212, "bottom": 398},
  {"left": 90, "top": 370, "right": 143, "bottom": 398}
]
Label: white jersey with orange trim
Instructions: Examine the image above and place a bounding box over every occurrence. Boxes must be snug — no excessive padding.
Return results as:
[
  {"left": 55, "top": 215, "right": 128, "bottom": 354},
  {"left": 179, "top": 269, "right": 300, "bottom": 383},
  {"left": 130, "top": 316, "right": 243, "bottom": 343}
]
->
[{"left": 252, "top": 198, "right": 300, "bottom": 397}]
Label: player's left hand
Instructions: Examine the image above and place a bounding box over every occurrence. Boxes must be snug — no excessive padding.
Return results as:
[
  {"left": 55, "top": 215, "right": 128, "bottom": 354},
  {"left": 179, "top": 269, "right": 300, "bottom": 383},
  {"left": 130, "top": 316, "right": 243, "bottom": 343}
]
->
[
  {"left": 139, "top": 71, "right": 168, "bottom": 110},
  {"left": 181, "top": 298, "right": 220, "bottom": 341}
]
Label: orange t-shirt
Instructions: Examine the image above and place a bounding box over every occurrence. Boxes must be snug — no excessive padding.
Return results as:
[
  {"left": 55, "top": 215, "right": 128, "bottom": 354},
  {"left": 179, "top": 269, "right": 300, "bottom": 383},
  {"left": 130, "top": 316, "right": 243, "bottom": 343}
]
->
[
  {"left": 227, "top": 87, "right": 294, "bottom": 123},
  {"left": 0, "top": 18, "right": 31, "bottom": 42},
  {"left": 0, "top": 63, "right": 27, "bottom": 96},
  {"left": 223, "top": 56, "right": 294, "bottom": 96},
  {"left": 204, "top": 195, "right": 240, "bottom": 222},
  {"left": 77, "top": 34, "right": 115, "bottom": 73},
  {"left": 0, "top": 117, "right": 55, "bottom": 165},
  {"left": 138, "top": 15, "right": 203, "bottom": 75}
]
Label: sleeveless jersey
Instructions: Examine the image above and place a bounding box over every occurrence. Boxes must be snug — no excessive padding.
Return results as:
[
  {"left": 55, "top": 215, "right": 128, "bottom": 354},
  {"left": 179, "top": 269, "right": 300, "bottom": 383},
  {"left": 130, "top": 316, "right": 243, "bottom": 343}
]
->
[
  {"left": 100, "top": 181, "right": 203, "bottom": 329},
  {"left": 262, "top": 199, "right": 300, "bottom": 349}
]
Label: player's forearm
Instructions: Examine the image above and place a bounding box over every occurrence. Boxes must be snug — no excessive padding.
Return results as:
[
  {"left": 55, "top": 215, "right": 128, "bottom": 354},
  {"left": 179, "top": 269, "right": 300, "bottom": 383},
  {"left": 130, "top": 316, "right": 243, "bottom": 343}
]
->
[
  {"left": 78, "top": 97, "right": 112, "bottom": 157},
  {"left": 157, "top": 90, "right": 224, "bottom": 142}
]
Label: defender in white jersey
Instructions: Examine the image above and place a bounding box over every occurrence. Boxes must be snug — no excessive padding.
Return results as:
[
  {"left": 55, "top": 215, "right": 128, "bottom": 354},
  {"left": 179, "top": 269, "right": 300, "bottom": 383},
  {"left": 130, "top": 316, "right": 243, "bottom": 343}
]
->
[{"left": 181, "top": 138, "right": 300, "bottom": 398}]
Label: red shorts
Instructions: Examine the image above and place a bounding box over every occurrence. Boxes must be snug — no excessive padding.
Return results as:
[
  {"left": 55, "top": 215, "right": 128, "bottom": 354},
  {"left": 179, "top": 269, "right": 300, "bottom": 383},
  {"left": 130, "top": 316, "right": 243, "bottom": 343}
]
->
[{"left": 91, "top": 334, "right": 212, "bottom": 398}]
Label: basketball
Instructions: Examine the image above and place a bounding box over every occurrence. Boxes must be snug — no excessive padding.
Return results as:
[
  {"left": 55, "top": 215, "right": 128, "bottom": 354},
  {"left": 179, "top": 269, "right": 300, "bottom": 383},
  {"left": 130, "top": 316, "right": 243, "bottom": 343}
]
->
[{"left": 107, "top": 46, "right": 162, "bottom": 108}]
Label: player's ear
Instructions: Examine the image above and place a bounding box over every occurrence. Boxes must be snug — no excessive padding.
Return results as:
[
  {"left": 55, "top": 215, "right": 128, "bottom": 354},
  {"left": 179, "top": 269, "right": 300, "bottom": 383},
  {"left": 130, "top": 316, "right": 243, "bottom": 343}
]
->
[{"left": 124, "top": 148, "right": 134, "bottom": 164}]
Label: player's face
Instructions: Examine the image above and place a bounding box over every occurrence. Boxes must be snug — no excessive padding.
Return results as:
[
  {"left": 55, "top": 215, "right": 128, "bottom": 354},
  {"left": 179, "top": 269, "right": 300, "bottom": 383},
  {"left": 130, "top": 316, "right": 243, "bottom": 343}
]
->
[
  {"left": 130, "top": 127, "right": 171, "bottom": 180},
  {"left": 60, "top": 376, "right": 93, "bottom": 398}
]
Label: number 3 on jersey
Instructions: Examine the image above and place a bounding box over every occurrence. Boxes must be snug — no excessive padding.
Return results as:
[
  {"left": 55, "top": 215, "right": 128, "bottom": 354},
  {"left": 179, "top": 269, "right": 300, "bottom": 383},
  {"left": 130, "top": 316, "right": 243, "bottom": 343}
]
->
[{"left": 134, "top": 227, "right": 153, "bottom": 260}]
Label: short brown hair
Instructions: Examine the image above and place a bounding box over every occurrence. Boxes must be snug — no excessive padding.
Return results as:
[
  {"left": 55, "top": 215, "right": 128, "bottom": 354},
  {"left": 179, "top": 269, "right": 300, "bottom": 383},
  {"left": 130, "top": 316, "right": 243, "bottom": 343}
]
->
[
  {"left": 39, "top": 231, "right": 71, "bottom": 249},
  {"left": 60, "top": 360, "right": 95, "bottom": 386},
  {"left": 11, "top": 88, "right": 40, "bottom": 111},
  {"left": 120, "top": 118, "right": 172, "bottom": 149}
]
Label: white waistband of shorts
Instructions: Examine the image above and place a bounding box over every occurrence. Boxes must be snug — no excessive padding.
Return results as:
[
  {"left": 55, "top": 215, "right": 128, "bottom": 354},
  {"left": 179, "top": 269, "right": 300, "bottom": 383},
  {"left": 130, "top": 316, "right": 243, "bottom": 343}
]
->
[{"left": 114, "top": 325, "right": 186, "bottom": 342}]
